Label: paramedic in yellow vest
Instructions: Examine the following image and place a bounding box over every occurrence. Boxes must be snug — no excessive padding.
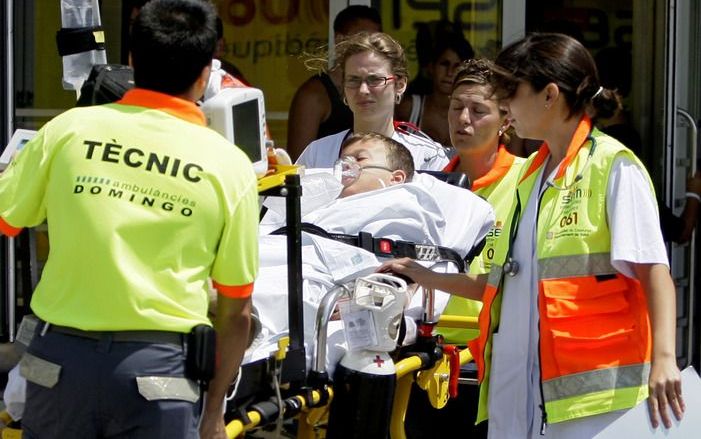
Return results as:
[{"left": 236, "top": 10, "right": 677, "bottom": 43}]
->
[
  {"left": 440, "top": 58, "right": 525, "bottom": 345},
  {"left": 0, "top": 1, "right": 258, "bottom": 438},
  {"left": 403, "top": 57, "right": 525, "bottom": 439},
  {"left": 380, "top": 33, "right": 684, "bottom": 437}
]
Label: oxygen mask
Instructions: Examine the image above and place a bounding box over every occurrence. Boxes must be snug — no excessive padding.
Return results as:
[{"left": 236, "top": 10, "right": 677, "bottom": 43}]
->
[
  {"left": 334, "top": 156, "right": 362, "bottom": 187},
  {"left": 333, "top": 155, "right": 394, "bottom": 188}
]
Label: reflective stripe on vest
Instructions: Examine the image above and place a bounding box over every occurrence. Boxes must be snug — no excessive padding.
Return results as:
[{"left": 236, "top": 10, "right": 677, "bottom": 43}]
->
[
  {"left": 542, "top": 363, "right": 650, "bottom": 402},
  {"left": 472, "top": 116, "right": 654, "bottom": 425},
  {"left": 539, "top": 252, "right": 615, "bottom": 279}
]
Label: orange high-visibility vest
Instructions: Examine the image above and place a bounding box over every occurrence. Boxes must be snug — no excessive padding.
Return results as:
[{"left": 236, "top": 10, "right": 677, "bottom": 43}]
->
[{"left": 469, "top": 116, "right": 653, "bottom": 424}]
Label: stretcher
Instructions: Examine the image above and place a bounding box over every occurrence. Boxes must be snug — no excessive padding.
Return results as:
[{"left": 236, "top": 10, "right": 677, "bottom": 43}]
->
[
  {"left": 0, "top": 167, "right": 484, "bottom": 438},
  {"left": 223, "top": 167, "right": 482, "bottom": 438}
]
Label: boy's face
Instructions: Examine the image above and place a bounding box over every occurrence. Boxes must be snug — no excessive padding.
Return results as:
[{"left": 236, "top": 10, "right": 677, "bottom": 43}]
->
[{"left": 339, "top": 140, "right": 398, "bottom": 198}]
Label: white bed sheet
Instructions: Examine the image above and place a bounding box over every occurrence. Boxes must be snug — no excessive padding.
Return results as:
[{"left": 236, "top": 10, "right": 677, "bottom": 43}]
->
[{"left": 247, "top": 173, "right": 494, "bottom": 377}]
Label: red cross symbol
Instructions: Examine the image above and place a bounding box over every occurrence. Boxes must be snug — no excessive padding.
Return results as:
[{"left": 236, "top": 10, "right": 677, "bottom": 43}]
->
[{"left": 373, "top": 355, "right": 385, "bottom": 367}]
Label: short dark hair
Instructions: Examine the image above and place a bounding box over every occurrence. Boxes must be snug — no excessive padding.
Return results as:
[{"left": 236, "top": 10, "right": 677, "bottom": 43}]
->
[
  {"left": 595, "top": 47, "right": 632, "bottom": 98},
  {"left": 333, "top": 5, "right": 382, "bottom": 34},
  {"left": 342, "top": 132, "right": 415, "bottom": 181},
  {"left": 215, "top": 16, "right": 224, "bottom": 40},
  {"left": 431, "top": 32, "right": 474, "bottom": 64},
  {"left": 130, "top": 0, "right": 217, "bottom": 95},
  {"left": 493, "top": 33, "right": 620, "bottom": 119}
]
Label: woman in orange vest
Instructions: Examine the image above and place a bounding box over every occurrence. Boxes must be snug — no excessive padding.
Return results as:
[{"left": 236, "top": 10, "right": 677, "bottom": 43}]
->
[
  {"left": 380, "top": 33, "right": 684, "bottom": 437},
  {"left": 404, "top": 58, "right": 524, "bottom": 438}
]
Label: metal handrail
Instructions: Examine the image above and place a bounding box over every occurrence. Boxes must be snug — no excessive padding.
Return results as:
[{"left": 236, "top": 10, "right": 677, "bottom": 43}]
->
[
  {"left": 312, "top": 283, "right": 351, "bottom": 374},
  {"left": 5, "top": 237, "right": 15, "bottom": 342}
]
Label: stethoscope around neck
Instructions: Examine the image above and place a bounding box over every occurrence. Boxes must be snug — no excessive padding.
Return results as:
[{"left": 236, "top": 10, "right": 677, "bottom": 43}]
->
[
  {"left": 502, "top": 133, "right": 597, "bottom": 277},
  {"left": 546, "top": 133, "right": 598, "bottom": 191}
]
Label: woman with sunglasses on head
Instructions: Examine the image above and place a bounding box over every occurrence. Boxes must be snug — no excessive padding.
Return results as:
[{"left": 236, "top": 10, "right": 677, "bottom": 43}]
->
[
  {"left": 381, "top": 33, "right": 684, "bottom": 438},
  {"left": 296, "top": 32, "right": 450, "bottom": 171}
]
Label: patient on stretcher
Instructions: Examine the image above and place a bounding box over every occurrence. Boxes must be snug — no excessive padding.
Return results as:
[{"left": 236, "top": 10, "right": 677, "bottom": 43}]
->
[
  {"left": 3, "top": 134, "right": 492, "bottom": 420},
  {"left": 247, "top": 132, "right": 494, "bottom": 375}
]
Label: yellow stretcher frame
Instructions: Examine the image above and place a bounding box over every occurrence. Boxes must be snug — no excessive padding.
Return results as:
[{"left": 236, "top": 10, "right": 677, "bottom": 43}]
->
[
  {"left": 223, "top": 167, "right": 481, "bottom": 437},
  {"left": 257, "top": 164, "right": 300, "bottom": 192},
  {"left": 223, "top": 315, "right": 478, "bottom": 438}
]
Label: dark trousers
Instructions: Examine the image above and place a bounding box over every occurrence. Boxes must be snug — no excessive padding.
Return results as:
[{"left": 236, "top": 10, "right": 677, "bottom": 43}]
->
[
  {"left": 21, "top": 330, "right": 201, "bottom": 439},
  {"left": 404, "top": 381, "right": 488, "bottom": 439}
]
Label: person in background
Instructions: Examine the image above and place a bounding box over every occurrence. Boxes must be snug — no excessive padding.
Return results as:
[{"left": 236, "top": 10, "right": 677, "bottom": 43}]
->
[
  {"left": 296, "top": 32, "right": 449, "bottom": 172},
  {"left": 381, "top": 33, "right": 684, "bottom": 438},
  {"left": 286, "top": 5, "right": 382, "bottom": 160},
  {"left": 0, "top": 1, "right": 258, "bottom": 438},
  {"left": 663, "top": 171, "right": 701, "bottom": 244},
  {"left": 407, "top": 20, "right": 467, "bottom": 95},
  {"left": 395, "top": 31, "right": 474, "bottom": 147}
]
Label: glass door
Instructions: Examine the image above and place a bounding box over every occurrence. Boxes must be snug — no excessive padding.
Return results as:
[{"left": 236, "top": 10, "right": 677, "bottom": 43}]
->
[{"left": 659, "top": 0, "right": 701, "bottom": 369}]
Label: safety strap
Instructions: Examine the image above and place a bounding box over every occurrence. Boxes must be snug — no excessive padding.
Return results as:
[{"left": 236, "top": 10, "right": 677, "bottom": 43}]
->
[
  {"left": 272, "top": 223, "right": 467, "bottom": 273},
  {"left": 56, "top": 26, "right": 105, "bottom": 57}
]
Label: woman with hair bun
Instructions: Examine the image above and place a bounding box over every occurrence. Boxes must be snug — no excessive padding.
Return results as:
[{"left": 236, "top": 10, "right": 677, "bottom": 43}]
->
[
  {"left": 381, "top": 33, "right": 684, "bottom": 438},
  {"left": 474, "top": 32, "right": 684, "bottom": 437}
]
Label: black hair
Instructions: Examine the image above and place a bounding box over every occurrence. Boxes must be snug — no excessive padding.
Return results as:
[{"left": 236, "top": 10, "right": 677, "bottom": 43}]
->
[
  {"left": 131, "top": 0, "right": 151, "bottom": 10},
  {"left": 333, "top": 5, "right": 382, "bottom": 34},
  {"left": 493, "top": 33, "right": 620, "bottom": 119},
  {"left": 341, "top": 132, "right": 415, "bottom": 180},
  {"left": 215, "top": 16, "right": 223, "bottom": 40},
  {"left": 431, "top": 32, "right": 474, "bottom": 64},
  {"left": 595, "top": 47, "right": 632, "bottom": 98},
  {"left": 130, "top": 0, "right": 217, "bottom": 95}
]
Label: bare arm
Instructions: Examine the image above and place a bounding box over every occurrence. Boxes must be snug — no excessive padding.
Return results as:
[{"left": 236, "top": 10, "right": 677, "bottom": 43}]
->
[
  {"left": 677, "top": 172, "right": 701, "bottom": 244},
  {"left": 376, "top": 257, "right": 487, "bottom": 301},
  {"left": 634, "top": 263, "right": 684, "bottom": 429},
  {"left": 199, "top": 294, "right": 252, "bottom": 439},
  {"left": 286, "top": 78, "right": 331, "bottom": 161}
]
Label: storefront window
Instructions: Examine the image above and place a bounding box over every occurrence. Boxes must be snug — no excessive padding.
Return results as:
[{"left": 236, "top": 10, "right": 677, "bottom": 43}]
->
[
  {"left": 13, "top": 1, "right": 505, "bottom": 148},
  {"left": 376, "top": 0, "right": 503, "bottom": 80},
  {"left": 215, "top": 0, "right": 329, "bottom": 148}
]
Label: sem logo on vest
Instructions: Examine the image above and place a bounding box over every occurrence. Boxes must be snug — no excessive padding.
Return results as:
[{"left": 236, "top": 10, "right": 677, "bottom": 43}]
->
[
  {"left": 561, "top": 187, "right": 593, "bottom": 205},
  {"left": 486, "top": 221, "right": 503, "bottom": 238}
]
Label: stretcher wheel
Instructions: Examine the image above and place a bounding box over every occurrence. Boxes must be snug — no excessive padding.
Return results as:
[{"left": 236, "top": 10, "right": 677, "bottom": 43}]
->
[{"left": 415, "top": 353, "right": 451, "bottom": 409}]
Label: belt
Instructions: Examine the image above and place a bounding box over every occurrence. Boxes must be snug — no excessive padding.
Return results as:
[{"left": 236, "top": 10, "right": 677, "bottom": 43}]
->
[
  {"left": 272, "top": 223, "right": 468, "bottom": 272},
  {"left": 44, "top": 323, "right": 184, "bottom": 345}
]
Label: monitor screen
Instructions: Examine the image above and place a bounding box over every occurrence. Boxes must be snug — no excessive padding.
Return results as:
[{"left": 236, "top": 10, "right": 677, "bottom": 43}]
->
[
  {"left": 232, "top": 99, "right": 262, "bottom": 162},
  {"left": 17, "top": 138, "right": 30, "bottom": 151},
  {"left": 1, "top": 129, "right": 37, "bottom": 171},
  {"left": 201, "top": 87, "right": 268, "bottom": 178}
]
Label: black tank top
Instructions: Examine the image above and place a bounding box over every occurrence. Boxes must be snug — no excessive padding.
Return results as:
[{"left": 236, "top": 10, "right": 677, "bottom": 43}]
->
[{"left": 316, "top": 73, "right": 354, "bottom": 139}]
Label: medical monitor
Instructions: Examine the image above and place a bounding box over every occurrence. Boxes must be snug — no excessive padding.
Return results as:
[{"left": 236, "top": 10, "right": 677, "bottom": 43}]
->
[
  {"left": 201, "top": 87, "right": 268, "bottom": 178},
  {"left": 0, "top": 129, "right": 37, "bottom": 171}
]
